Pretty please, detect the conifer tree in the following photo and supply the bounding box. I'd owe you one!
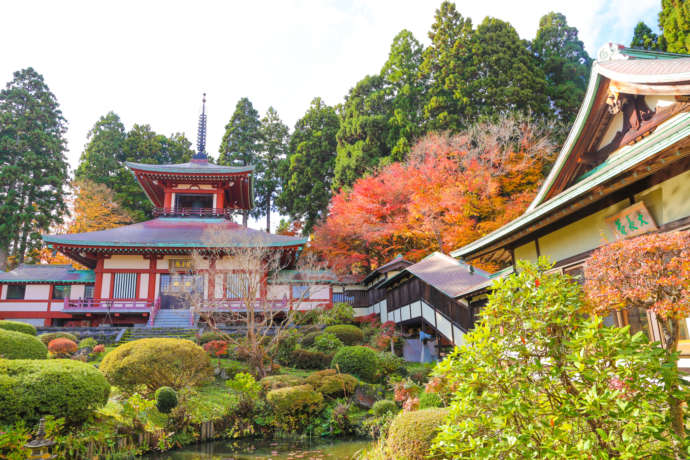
[75,111,126,191]
[0,68,69,268]
[631,21,665,51]
[659,0,690,54]
[532,12,592,127]
[278,97,339,234]
[218,98,262,226]
[256,107,288,232]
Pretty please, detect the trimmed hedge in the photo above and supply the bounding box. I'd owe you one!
[0,320,36,336]
[385,408,449,460]
[259,374,305,392]
[331,346,379,382]
[266,384,324,432]
[324,325,364,345]
[155,386,178,414]
[0,359,110,424]
[0,329,47,359]
[292,348,333,370]
[100,338,212,393]
[38,332,78,345]
[305,369,358,398]
[299,331,321,348]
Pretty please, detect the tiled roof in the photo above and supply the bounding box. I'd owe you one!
[380,252,490,298]
[0,264,94,284]
[43,218,308,248]
[126,161,253,175]
[362,255,413,284]
[271,269,340,284]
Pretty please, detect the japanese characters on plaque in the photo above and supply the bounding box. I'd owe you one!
[168,258,193,272]
[605,201,658,240]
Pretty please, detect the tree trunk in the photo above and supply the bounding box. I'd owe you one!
[660,316,685,440]
[266,198,271,233]
[242,211,248,227]
[0,246,7,271]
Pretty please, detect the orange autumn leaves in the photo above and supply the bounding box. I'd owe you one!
[313,118,555,274]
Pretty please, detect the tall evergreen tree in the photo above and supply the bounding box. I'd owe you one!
[420,1,473,133]
[381,29,426,160]
[75,111,126,190]
[631,21,665,51]
[467,17,549,119]
[659,0,690,54]
[256,107,289,232]
[333,75,390,191]
[218,98,262,226]
[532,12,592,127]
[278,97,339,233]
[0,68,69,268]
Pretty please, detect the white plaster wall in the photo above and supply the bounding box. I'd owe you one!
[637,169,690,225]
[309,285,329,299]
[104,255,149,270]
[71,285,86,299]
[0,302,48,311]
[139,274,149,298]
[268,285,289,300]
[25,285,50,299]
[214,274,224,298]
[0,285,6,300]
[154,274,161,298]
[215,257,242,270]
[101,274,111,298]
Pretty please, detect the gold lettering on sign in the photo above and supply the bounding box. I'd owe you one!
[169,258,193,272]
[605,201,657,240]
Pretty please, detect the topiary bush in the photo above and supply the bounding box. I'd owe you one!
[48,338,78,358]
[372,399,399,417]
[312,332,344,353]
[291,348,333,370]
[324,324,364,345]
[0,359,110,424]
[299,331,321,348]
[99,338,212,393]
[259,374,306,391]
[306,370,358,398]
[386,408,449,460]
[266,384,324,432]
[331,346,379,382]
[155,386,178,414]
[0,320,36,336]
[0,329,47,359]
[38,332,78,345]
[78,337,98,349]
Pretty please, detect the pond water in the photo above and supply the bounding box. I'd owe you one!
[141,438,371,460]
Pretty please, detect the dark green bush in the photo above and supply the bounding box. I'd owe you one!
[197,331,229,345]
[100,338,212,393]
[292,348,333,370]
[274,329,300,365]
[0,320,36,336]
[38,332,78,345]
[324,325,364,345]
[385,408,449,460]
[0,359,110,424]
[0,329,47,359]
[377,352,407,380]
[259,374,306,391]
[78,337,98,349]
[299,331,321,348]
[266,384,324,432]
[312,332,344,353]
[155,386,178,414]
[419,391,443,409]
[331,346,379,382]
[372,399,399,417]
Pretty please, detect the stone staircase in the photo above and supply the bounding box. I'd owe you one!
[152,309,195,328]
[121,326,198,343]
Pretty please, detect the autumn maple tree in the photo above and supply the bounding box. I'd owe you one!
[584,230,690,438]
[312,116,555,274]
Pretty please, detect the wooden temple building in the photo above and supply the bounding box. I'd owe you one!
[0,98,333,327]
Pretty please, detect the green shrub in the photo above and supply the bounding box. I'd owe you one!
[299,331,321,348]
[38,332,78,345]
[324,324,364,345]
[291,348,333,369]
[372,399,399,417]
[197,331,229,345]
[305,369,358,397]
[0,359,110,424]
[377,351,407,380]
[331,346,378,382]
[274,329,300,365]
[0,329,47,359]
[155,386,178,414]
[317,303,355,325]
[419,391,443,409]
[259,374,305,391]
[227,372,262,401]
[313,332,344,353]
[386,408,448,460]
[78,337,98,349]
[0,320,36,336]
[266,384,324,432]
[99,338,212,393]
[221,359,250,378]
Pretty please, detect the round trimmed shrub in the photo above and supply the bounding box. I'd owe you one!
[331,346,379,382]
[38,332,78,345]
[0,329,47,359]
[385,408,449,460]
[266,384,324,431]
[313,332,344,353]
[0,359,110,424]
[155,386,178,414]
[299,331,321,348]
[0,320,36,336]
[324,325,364,345]
[291,348,333,370]
[78,337,98,349]
[48,338,78,357]
[99,338,212,393]
[259,374,305,391]
[307,371,358,398]
[372,399,398,417]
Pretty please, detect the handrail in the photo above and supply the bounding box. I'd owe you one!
[153,207,232,218]
[64,299,153,310]
[148,298,161,327]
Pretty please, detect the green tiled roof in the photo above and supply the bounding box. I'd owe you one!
[126,161,253,175]
[0,264,94,284]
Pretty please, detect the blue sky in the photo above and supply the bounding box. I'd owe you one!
[0,0,662,228]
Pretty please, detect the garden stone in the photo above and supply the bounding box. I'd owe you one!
[353,382,385,409]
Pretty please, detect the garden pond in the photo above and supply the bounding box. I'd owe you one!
[142,438,371,459]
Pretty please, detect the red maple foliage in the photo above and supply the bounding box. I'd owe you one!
[48,338,78,357]
[313,119,554,274]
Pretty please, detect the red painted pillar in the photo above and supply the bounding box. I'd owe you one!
[147,256,157,302]
[94,257,104,299]
[216,189,224,209]
[163,187,172,209]
[208,258,216,300]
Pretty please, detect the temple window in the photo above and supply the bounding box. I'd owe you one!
[292,285,310,299]
[226,273,249,299]
[113,273,137,299]
[52,285,70,300]
[175,193,213,210]
[6,285,25,299]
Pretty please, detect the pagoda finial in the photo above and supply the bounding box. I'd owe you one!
[193,93,208,163]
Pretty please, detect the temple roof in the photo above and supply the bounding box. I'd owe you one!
[0,264,94,284]
[43,218,307,249]
[126,161,253,175]
[379,252,489,299]
[362,255,413,285]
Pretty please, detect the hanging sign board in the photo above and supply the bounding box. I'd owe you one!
[169,258,193,272]
[605,201,657,240]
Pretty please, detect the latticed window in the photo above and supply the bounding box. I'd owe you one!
[113,273,137,299]
[226,273,249,299]
[52,285,70,300]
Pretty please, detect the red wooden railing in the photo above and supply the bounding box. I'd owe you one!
[64,299,154,311]
[148,298,161,327]
[153,207,232,218]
